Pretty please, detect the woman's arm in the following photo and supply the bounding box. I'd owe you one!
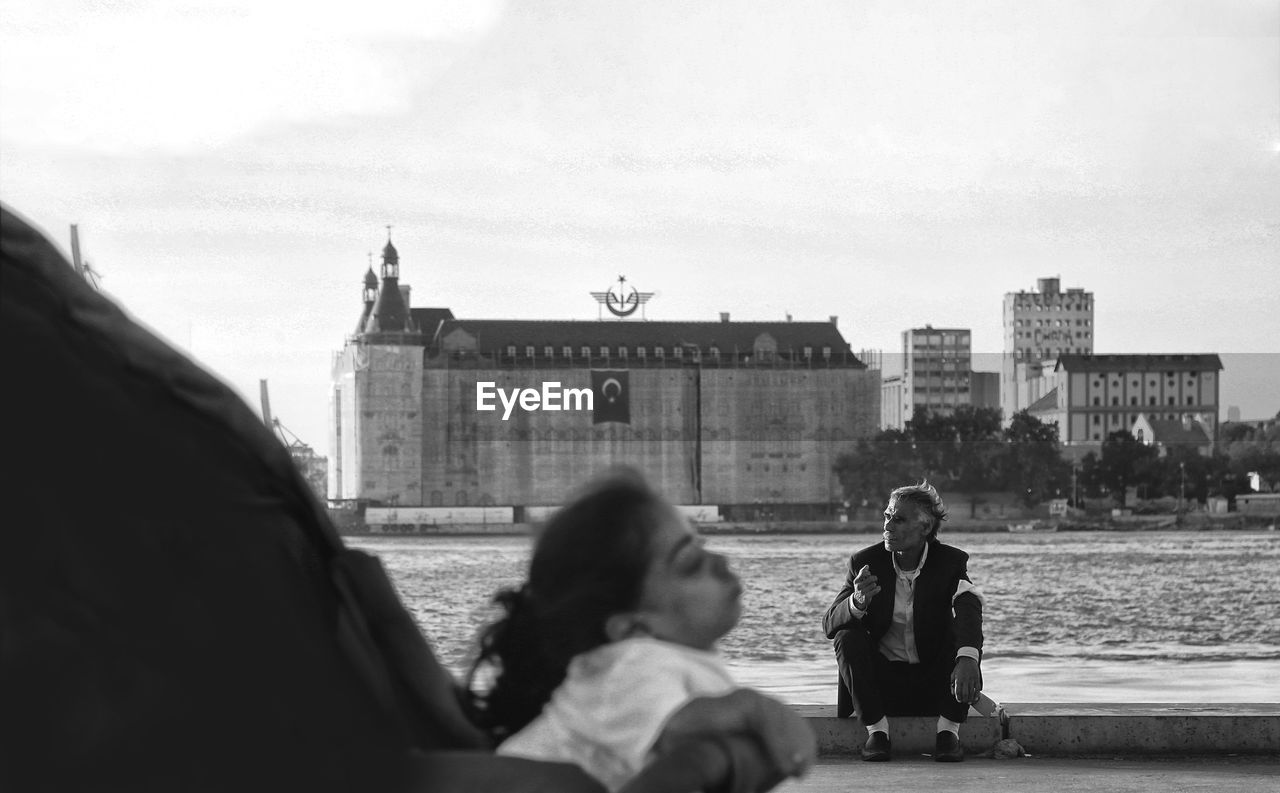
[653,690,815,781]
[621,734,783,793]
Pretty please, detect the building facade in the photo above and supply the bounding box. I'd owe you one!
[330,241,881,511]
[970,371,1000,413]
[1001,278,1094,422]
[880,326,976,429]
[880,375,904,431]
[1025,354,1222,455]
[1130,414,1214,457]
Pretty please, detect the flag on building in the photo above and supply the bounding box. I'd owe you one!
[591,369,630,425]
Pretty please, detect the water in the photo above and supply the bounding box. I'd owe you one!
[352,530,1280,704]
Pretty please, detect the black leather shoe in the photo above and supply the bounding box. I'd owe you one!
[862,731,891,762]
[934,731,964,762]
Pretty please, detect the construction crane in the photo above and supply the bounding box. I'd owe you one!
[70,224,103,290]
[258,378,308,448]
[259,379,329,502]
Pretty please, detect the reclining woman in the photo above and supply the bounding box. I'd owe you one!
[468,470,816,792]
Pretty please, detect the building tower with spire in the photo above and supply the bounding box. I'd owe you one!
[332,229,455,503]
[362,232,418,339]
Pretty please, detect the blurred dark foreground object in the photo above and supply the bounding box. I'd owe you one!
[0,205,780,793]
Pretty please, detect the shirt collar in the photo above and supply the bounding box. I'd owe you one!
[891,541,929,581]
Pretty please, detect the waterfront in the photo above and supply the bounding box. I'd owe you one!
[353,530,1280,705]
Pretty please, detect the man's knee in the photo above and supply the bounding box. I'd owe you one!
[832,628,871,660]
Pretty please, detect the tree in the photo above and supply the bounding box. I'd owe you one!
[1097,430,1159,508]
[909,406,1004,516]
[1078,451,1104,502]
[1227,442,1280,492]
[999,411,1070,508]
[1155,446,1217,505]
[832,429,919,514]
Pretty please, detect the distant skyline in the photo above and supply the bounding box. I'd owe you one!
[3,0,1277,454]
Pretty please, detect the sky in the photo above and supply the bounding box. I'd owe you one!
[2,0,1277,456]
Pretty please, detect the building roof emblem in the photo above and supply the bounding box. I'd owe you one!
[591,275,654,318]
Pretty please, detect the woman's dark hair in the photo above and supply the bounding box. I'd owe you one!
[466,470,666,743]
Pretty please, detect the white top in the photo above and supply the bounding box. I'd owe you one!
[880,541,928,663]
[497,636,738,792]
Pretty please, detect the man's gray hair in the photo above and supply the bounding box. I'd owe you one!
[889,480,948,540]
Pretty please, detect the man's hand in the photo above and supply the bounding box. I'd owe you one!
[851,565,880,609]
[951,657,982,705]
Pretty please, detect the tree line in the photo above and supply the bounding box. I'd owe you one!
[833,407,1280,514]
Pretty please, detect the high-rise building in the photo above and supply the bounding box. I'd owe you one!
[1001,277,1094,422]
[889,326,972,427]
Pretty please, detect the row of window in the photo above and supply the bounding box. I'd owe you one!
[1092,373,1203,388]
[910,352,971,361]
[1093,395,1201,407]
[1014,330,1092,340]
[502,344,834,359]
[1016,347,1090,357]
[910,334,971,345]
[1012,300,1093,311]
[1014,318,1092,328]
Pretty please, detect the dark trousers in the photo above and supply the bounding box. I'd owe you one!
[833,628,968,727]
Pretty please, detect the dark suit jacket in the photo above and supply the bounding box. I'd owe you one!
[823,540,983,716]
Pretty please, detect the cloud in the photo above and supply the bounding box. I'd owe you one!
[0,0,503,153]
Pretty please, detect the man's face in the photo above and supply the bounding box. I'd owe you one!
[882,497,932,554]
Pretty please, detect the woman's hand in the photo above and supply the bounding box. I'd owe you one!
[658,690,816,779]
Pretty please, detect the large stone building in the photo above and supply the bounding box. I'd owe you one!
[1024,353,1223,456]
[330,240,881,513]
[1001,277,1094,422]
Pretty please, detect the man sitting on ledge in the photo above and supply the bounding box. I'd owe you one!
[822,481,984,763]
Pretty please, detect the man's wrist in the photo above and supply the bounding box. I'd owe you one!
[955,647,980,663]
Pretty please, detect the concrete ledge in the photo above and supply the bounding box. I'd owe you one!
[798,705,1002,756]
[798,703,1280,757]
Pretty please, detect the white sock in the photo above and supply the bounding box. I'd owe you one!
[937,716,960,736]
[868,717,889,735]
